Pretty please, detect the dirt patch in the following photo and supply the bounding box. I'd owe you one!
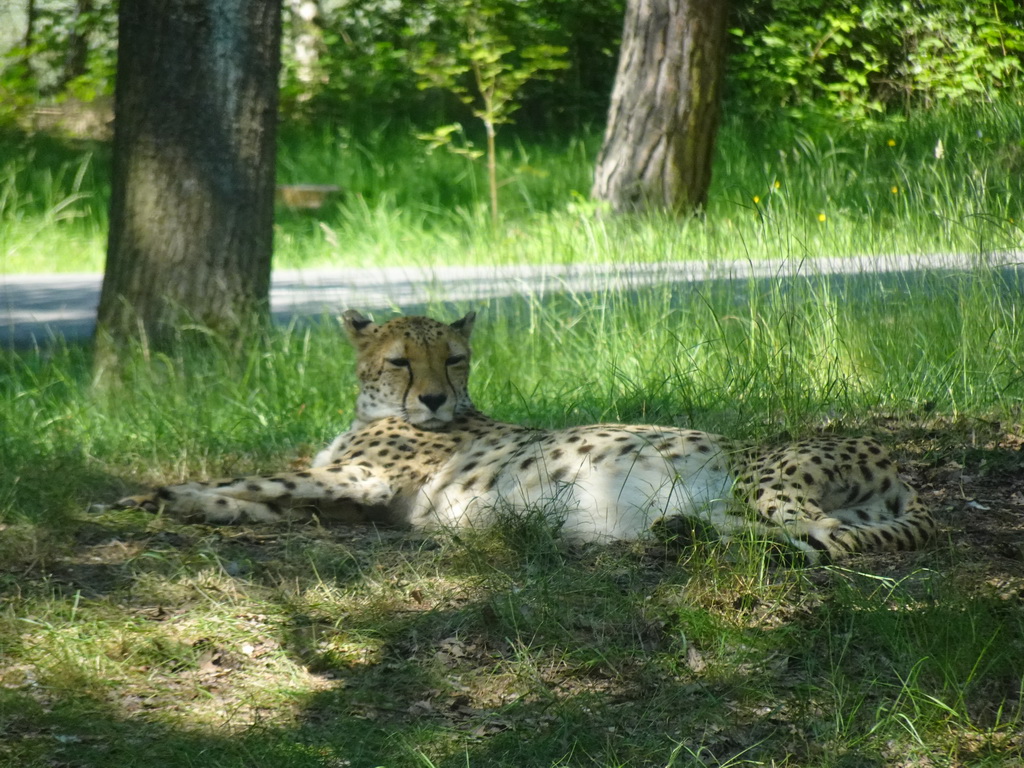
[891,415,1024,583]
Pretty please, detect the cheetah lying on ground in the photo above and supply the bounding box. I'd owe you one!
[116,311,935,561]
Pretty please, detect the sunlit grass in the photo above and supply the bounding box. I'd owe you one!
[0,142,108,272]
[2,103,1022,273]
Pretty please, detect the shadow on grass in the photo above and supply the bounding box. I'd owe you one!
[2,326,1021,767]
[3,501,1024,767]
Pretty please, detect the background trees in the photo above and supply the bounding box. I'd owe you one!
[4,1,1020,133]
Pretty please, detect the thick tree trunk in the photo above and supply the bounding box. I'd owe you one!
[592,0,728,214]
[96,0,281,366]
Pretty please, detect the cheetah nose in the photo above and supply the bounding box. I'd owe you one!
[419,393,448,412]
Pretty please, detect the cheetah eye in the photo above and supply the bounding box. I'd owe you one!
[387,357,410,368]
[446,354,467,366]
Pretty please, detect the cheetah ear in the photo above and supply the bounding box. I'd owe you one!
[341,310,376,345]
[450,311,476,340]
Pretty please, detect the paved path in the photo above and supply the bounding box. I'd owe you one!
[2,251,1021,347]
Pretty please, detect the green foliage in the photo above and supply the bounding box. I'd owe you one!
[0,0,117,121]
[5,0,1024,130]
[413,1,568,224]
[413,16,569,130]
[277,0,620,128]
[729,0,1024,119]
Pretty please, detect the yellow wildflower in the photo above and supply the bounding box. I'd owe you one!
[891,186,899,194]
[887,139,896,147]
[752,195,760,204]
[818,213,827,222]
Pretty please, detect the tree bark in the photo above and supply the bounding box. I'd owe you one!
[21,0,37,83]
[592,0,729,214]
[96,0,281,367]
[59,0,92,90]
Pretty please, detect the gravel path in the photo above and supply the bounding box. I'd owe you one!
[3,251,1020,347]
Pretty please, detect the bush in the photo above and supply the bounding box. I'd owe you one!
[277,0,623,130]
[728,0,1024,119]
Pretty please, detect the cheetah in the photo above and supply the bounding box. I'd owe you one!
[115,311,935,561]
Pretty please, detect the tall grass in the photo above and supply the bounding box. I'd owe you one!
[2,103,1022,273]
[0,139,108,273]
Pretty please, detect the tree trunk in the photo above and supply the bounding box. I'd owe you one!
[592,0,729,214]
[95,0,282,367]
[59,0,93,90]
[21,0,37,83]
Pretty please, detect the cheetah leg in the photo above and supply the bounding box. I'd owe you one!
[115,464,397,525]
[827,488,937,553]
[710,464,841,560]
[652,506,838,564]
[744,489,853,560]
[743,481,936,558]
[732,437,936,559]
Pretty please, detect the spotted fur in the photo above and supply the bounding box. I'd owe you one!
[116,311,935,561]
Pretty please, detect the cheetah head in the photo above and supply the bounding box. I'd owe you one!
[343,310,476,429]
